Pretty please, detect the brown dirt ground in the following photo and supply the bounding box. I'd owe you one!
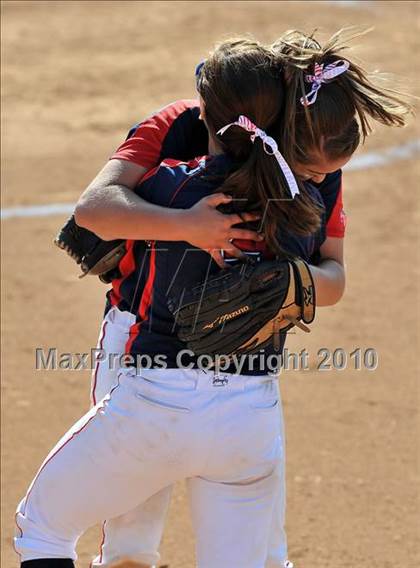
[1,1,420,567]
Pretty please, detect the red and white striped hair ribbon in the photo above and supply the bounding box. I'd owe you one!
[217,115,300,199]
[300,59,350,107]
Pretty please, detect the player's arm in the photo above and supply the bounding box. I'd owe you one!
[75,158,170,240]
[75,101,195,240]
[309,236,345,307]
[74,158,261,265]
[74,100,261,265]
[307,171,346,306]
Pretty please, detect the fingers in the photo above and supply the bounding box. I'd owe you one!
[204,193,232,207]
[227,213,260,227]
[240,213,262,230]
[229,228,264,242]
[238,212,261,223]
[199,195,261,222]
[211,250,229,269]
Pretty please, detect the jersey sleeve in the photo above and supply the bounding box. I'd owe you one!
[326,184,347,238]
[317,170,347,238]
[110,99,201,170]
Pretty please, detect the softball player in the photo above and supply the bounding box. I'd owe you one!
[88,99,266,568]
[85,90,345,568]
[15,32,412,568]
[15,38,331,568]
[87,108,345,568]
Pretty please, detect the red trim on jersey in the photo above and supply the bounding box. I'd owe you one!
[139,245,156,321]
[125,243,157,354]
[110,241,136,307]
[326,184,346,238]
[161,156,203,169]
[91,321,108,406]
[110,99,199,170]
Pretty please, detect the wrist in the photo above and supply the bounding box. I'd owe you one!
[159,207,191,241]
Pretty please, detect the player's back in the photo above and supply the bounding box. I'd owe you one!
[114,154,324,373]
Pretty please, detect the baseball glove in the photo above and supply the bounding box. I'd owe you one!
[54,215,126,281]
[168,257,315,358]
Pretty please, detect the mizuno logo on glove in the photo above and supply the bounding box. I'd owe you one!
[202,305,250,330]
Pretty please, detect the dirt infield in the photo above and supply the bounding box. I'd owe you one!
[2,1,419,567]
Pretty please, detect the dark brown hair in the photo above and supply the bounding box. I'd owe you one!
[197,38,322,254]
[270,28,414,168]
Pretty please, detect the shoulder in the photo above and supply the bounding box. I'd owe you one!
[125,99,200,140]
[111,99,203,169]
[136,156,211,206]
[146,99,200,129]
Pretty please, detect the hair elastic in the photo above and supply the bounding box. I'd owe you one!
[217,115,300,199]
[195,60,206,89]
[300,59,350,107]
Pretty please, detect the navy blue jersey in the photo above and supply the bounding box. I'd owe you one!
[109,154,325,375]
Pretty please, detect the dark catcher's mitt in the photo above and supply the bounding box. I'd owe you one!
[54,215,126,281]
[168,257,315,358]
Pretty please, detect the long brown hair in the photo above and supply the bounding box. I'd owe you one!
[196,38,322,254]
[270,28,414,168]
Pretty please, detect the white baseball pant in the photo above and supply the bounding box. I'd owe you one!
[90,306,172,567]
[15,365,284,568]
[90,306,290,567]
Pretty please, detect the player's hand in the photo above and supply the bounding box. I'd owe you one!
[182,193,263,268]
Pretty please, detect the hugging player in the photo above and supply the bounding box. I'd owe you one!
[17,31,412,568]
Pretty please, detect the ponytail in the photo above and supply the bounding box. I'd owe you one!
[270,28,414,166]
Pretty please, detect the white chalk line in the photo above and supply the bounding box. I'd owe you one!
[324,0,373,7]
[344,138,420,171]
[2,138,419,221]
[1,202,76,220]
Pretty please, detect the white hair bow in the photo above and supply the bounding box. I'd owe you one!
[217,115,300,199]
[300,59,350,107]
